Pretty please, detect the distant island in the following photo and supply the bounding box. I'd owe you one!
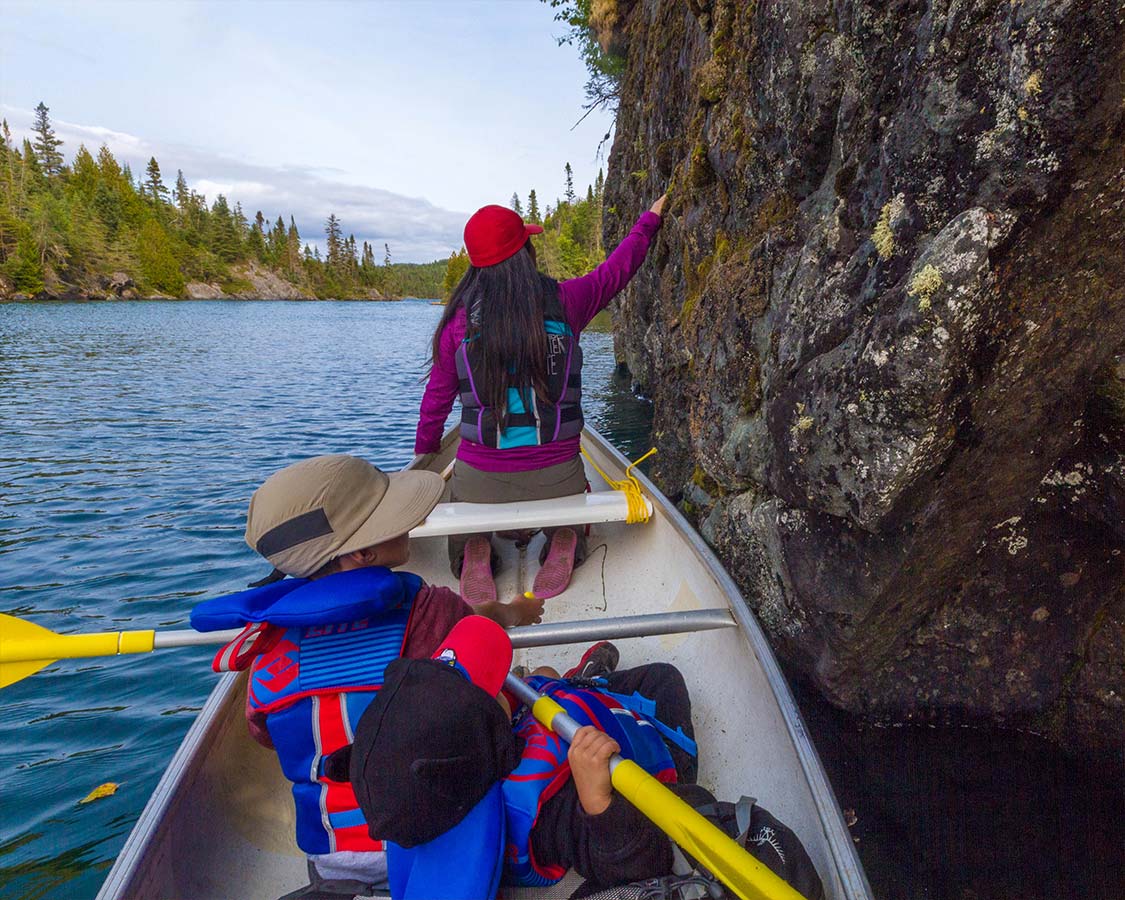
[0,103,611,303]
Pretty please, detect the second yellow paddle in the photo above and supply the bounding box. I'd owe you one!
[503,674,808,900]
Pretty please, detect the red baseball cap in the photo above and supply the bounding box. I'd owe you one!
[431,615,513,697]
[463,205,544,268]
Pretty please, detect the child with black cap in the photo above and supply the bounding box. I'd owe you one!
[189,454,544,899]
[331,615,704,899]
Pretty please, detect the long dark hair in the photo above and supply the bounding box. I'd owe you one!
[430,242,558,428]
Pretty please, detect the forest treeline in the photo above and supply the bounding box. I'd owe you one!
[1,103,608,303]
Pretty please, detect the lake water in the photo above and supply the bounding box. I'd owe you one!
[1,301,1121,899]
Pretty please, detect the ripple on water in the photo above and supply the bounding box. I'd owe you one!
[0,301,640,899]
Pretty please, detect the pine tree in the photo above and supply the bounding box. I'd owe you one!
[564,163,575,204]
[383,243,391,266]
[247,211,266,261]
[286,217,301,271]
[210,194,240,261]
[527,189,541,223]
[345,234,358,275]
[269,214,286,262]
[510,192,523,216]
[594,168,604,204]
[441,247,470,299]
[31,102,64,176]
[145,157,169,205]
[325,214,343,268]
[234,202,248,235]
[174,169,190,213]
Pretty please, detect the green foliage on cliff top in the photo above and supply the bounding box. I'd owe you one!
[543,0,625,113]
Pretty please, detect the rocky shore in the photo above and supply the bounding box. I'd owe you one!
[602,0,1125,753]
[0,261,400,302]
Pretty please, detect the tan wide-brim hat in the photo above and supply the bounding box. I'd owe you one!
[245,454,445,578]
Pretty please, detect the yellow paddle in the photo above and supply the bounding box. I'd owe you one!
[0,610,740,691]
[0,613,237,690]
[503,674,808,900]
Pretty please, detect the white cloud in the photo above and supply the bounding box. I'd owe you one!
[2,104,467,263]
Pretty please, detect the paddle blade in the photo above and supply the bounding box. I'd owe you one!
[611,759,808,900]
[0,615,59,688]
[0,656,57,690]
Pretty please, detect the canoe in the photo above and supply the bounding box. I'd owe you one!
[95,427,873,900]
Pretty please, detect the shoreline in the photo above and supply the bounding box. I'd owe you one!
[0,293,430,303]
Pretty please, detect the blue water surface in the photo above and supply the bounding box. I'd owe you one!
[0,300,648,899]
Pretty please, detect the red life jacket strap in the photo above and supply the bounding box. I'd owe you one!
[212,622,284,672]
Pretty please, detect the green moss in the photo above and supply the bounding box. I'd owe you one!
[681,231,730,323]
[690,465,728,499]
[740,355,762,414]
[872,195,905,260]
[630,169,649,182]
[689,143,714,188]
[697,57,727,104]
[907,264,943,310]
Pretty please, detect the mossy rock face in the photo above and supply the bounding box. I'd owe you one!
[601,0,1125,756]
[689,143,716,188]
[696,57,728,104]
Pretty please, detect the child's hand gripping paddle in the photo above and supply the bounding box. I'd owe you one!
[503,674,809,900]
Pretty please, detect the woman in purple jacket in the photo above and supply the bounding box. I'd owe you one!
[415,194,666,603]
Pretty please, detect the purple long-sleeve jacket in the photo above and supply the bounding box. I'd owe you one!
[414,211,663,473]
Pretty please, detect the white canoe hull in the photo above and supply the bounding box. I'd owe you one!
[97,428,872,900]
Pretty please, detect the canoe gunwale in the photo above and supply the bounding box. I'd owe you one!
[95,672,241,899]
[579,432,873,900]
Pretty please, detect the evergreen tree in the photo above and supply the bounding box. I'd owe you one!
[174,169,190,212]
[383,243,391,267]
[527,189,541,223]
[247,210,266,261]
[145,157,169,205]
[286,217,302,271]
[325,214,343,268]
[510,192,523,216]
[70,145,99,199]
[31,102,64,176]
[441,247,470,299]
[137,219,184,294]
[564,163,575,204]
[233,201,248,236]
[209,194,240,261]
[269,214,286,263]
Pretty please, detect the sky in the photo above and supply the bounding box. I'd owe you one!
[0,0,616,262]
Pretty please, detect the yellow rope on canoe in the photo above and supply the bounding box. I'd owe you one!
[581,445,657,524]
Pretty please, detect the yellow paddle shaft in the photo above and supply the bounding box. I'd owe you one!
[0,628,155,664]
[524,692,807,900]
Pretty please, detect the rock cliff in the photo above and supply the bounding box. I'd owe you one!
[603,0,1125,751]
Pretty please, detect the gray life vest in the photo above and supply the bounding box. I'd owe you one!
[455,293,584,449]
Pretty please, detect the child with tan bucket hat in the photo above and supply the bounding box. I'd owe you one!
[189,453,543,899]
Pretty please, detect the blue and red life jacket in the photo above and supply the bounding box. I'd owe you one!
[190,567,423,856]
[501,677,680,887]
[456,293,584,449]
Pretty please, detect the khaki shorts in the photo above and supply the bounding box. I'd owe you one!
[447,455,589,576]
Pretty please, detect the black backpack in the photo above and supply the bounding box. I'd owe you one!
[693,795,826,900]
[572,790,825,900]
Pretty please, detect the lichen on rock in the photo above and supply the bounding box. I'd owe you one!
[603,0,1125,753]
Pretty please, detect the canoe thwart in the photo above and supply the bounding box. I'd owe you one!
[508,609,736,648]
[410,491,653,539]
